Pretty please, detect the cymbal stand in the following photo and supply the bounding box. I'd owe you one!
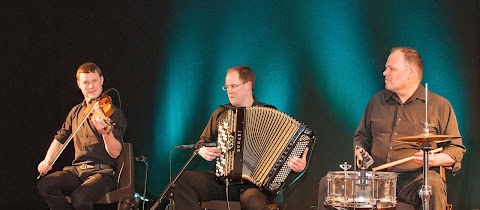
[419,143,432,210]
[419,83,431,210]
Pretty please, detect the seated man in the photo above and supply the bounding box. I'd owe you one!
[37,62,127,210]
[318,47,465,210]
[172,66,310,210]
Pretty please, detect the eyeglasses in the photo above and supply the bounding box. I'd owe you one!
[221,82,247,91]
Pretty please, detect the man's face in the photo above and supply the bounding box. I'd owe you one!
[77,72,104,102]
[225,71,250,106]
[383,50,412,93]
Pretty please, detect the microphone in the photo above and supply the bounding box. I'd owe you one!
[355,145,373,190]
[355,145,374,166]
[174,142,216,149]
[135,155,148,163]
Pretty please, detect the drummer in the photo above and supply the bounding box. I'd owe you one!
[318,47,466,210]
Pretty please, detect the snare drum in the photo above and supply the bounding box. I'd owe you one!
[325,171,397,209]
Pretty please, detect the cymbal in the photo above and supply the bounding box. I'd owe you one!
[393,133,461,144]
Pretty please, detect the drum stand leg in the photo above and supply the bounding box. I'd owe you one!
[419,144,432,210]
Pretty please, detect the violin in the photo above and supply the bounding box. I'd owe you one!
[85,94,116,134]
[37,90,119,179]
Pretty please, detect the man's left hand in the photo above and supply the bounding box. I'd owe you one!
[91,116,110,135]
[413,151,455,167]
[288,147,309,172]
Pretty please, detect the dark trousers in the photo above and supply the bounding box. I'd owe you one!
[317,170,446,210]
[172,171,274,210]
[38,167,117,210]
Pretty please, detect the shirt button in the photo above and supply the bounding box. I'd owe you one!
[394,132,398,135]
[390,147,393,150]
[398,118,402,121]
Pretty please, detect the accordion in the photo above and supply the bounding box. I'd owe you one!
[215,106,315,195]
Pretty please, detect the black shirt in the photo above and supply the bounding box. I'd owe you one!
[354,84,466,173]
[197,99,275,146]
[54,100,127,167]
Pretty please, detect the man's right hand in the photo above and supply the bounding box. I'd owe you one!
[355,149,363,168]
[198,147,222,161]
[355,148,373,169]
[37,160,52,175]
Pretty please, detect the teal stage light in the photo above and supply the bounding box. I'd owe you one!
[150,1,468,202]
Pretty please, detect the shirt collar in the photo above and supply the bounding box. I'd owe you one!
[383,84,425,103]
[410,84,426,102]
[224,96,259,108]
[251,97,262,106]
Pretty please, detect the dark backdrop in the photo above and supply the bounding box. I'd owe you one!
[3,1,479,209]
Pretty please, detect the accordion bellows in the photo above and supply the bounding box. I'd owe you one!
[215,106,315,194]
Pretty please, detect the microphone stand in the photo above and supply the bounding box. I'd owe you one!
[150,148,200,210]
[359,159,367,190]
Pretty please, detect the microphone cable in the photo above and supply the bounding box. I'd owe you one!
[225,179,231,210]
[97,87,125,143]
[141,160,149,210]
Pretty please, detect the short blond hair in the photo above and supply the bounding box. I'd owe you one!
[391,47,423,79]
[227,66,256,89]
[76,62,102,80]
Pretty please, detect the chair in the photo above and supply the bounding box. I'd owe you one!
[440,167,453,210]
[96,143,135,207]
[200,200,241,210]
[66,143,135,209]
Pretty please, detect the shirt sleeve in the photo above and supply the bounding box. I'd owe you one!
[110,105,127,145]
[437,100,466,175]
[197,106,229,146]
[53,104,82,144]
[353,97,375,152]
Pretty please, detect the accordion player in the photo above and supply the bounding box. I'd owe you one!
[215,106,315,195]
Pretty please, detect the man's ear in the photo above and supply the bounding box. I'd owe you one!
[247,81,253,90]
[408,67,417,79]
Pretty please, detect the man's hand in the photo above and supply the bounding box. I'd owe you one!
[413,151,455,167]
[91,116,111,135]
[198,146,222,161]
[355,147,373,169]
[288,147,309,172]
[37,160,52,175]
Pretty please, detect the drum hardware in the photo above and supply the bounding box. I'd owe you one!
[391,83,460,210]
[340,162,352,206]
[326,162,397,209]
[390,136,455,210]
[355,146,374,191]
[325,84,462,209]
[392,133,459,144]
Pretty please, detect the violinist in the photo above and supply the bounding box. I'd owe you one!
[37,62,127,210]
